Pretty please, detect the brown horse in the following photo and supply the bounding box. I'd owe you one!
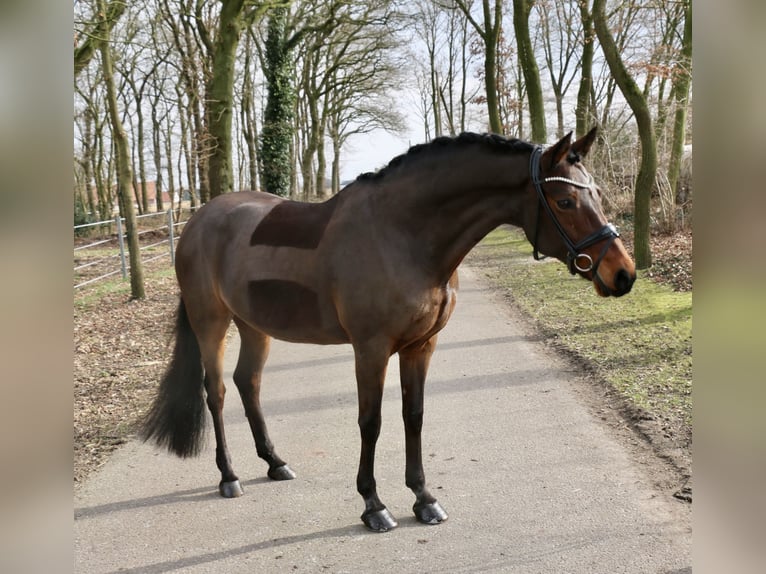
[141,128,635,532]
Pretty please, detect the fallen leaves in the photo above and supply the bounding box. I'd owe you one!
[74,273,179,485]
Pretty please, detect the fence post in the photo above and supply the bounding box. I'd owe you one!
[167,208,175,266]
[115,215,127,280]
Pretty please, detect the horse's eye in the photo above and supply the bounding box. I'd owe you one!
[557,198,575,210]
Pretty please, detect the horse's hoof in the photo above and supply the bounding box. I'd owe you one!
[219,480,244,498]
[268,464,297,481]
[361,508,398,532]
[414,500,448,525]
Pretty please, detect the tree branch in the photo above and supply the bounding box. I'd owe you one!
[74,0,128,78]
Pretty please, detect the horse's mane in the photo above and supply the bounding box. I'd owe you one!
[355,132,536,183]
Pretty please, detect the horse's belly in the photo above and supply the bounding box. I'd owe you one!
[243,278,349,344]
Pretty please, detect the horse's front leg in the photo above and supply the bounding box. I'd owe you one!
[399,336,448,525]
[353,341,398,532]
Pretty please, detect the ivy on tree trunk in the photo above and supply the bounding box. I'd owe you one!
[261,6,295,197]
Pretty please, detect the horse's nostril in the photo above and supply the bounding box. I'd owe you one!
[615,269,635,295]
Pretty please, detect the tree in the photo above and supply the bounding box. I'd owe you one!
[412,0,477,138]
[666,0,692,216]
[240,27,261,191]
[593,0,655,269]
[575,0,595,138]
[158,0,214,206]
[96,0,146,299]
[512,0,546,142]
[74,0,128,78]
[453,0,503,133]
[195,0,275,198]
[537,0,581,139]
[260,4,295,197]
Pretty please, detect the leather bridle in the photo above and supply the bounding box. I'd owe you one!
[529,145,620,276]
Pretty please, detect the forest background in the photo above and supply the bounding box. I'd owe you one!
[73,0,692,299]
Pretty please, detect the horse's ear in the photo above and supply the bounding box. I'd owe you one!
[571,126,598,158]
[546,131,572,169]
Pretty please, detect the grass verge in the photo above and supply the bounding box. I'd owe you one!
[465,226,692,459]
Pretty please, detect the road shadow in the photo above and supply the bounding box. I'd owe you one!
[74,477,272,520]
[101,523,364,574]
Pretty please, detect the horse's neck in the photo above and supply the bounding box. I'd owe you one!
[376,151,530,283]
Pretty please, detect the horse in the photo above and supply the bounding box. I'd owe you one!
[141,127,635,532]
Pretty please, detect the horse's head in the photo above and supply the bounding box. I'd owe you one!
[523,127,636,297]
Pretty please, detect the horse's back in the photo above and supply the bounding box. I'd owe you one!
[176,191,350,344]
[174,192,281,312]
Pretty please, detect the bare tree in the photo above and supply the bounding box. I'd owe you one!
[453,0,504,133]
[512,0,546,142]
[575,0,596,138]
[537,0,581,139]
[666,0,692,214]
[412,0,478,138]
[593,0,656,269]
[74,0,128,78]
[194,0,277,198]
[96,0,146,298]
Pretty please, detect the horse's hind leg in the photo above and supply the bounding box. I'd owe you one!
[399,336,448,525]
[194,310,243,498]
[233,318,295,481]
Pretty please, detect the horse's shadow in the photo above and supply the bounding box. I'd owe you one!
[104,523,364,574]
[74,477,275,520]
[77,478,425,574]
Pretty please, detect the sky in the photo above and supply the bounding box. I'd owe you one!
[338,127,423,183]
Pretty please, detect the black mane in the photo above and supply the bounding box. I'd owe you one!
[355,132,536,182]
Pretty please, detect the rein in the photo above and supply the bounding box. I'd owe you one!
[529,146,620,276]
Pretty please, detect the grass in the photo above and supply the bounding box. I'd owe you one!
[74,265,176,310]
[466,226,692,430]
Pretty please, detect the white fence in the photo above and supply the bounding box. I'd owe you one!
[74,209,191,289]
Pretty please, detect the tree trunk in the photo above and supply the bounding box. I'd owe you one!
[261,6,295,197]
[97,0,145,299]
[576,0,594,138]
[315,105,328,198]
[74,0,127,78]
[456,0,503,133]
[164,112,176,211]
[241,32,260,191]
[593,0,656,269]
[666,0,692,213]
[151,97,164,212]
[483,0,503,133]
[513,0,546,142]
[429,43,443,137]
[82,113,98,216]
[134,92,149,213]
[329,119,341,195]
[206,0,245,198]
[94,118,111,220]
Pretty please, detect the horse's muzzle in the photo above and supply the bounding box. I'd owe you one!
[594,267,635,297]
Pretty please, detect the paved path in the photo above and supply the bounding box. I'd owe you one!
[74,266,691,573]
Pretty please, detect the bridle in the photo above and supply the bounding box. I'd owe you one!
[529,145,620,276]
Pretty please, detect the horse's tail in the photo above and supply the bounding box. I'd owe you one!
[140,299,206,458]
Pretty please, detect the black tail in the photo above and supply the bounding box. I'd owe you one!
[140,299,207,457]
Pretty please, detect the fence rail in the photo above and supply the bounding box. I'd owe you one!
[74,208,191,290]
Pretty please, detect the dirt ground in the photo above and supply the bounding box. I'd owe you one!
[73,229,691,487]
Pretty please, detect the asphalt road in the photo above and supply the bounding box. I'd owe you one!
[74,265,691,574]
